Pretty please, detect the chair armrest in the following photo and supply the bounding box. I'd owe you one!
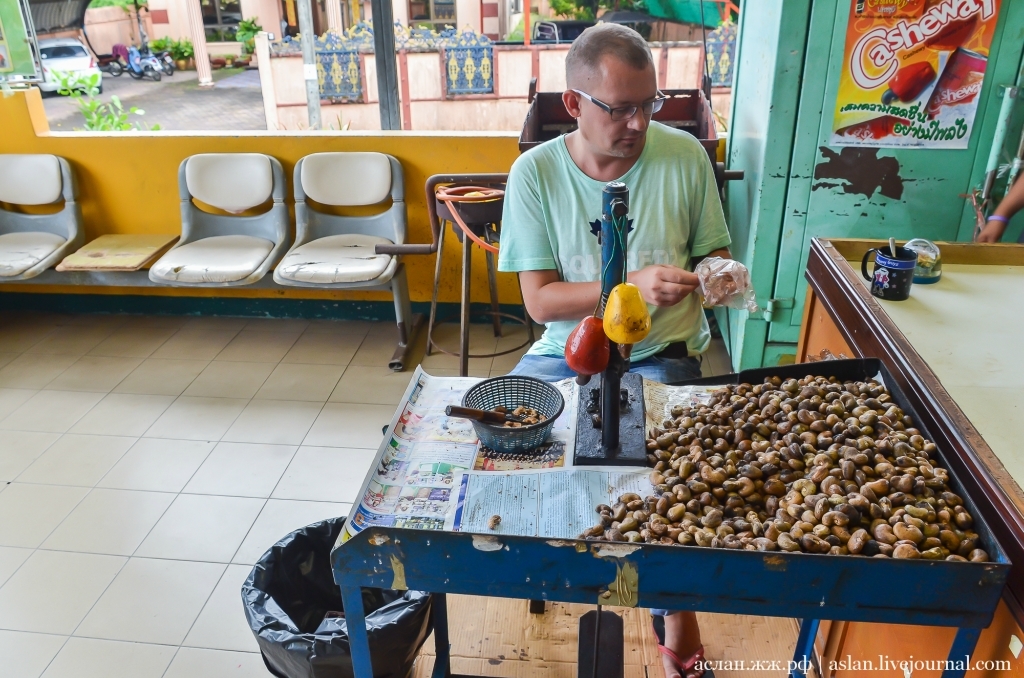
[375,243,437,255]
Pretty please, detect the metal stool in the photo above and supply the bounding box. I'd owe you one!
[425,174,534,376]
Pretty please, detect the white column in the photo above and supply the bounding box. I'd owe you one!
[184,0,213,86]
[392,0,408,27]
[326,0,344,31]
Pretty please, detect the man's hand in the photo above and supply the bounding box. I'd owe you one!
[628,265,700,307]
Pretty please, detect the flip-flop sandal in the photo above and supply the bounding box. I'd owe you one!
[651,618,714,678]
[657,643,715,678]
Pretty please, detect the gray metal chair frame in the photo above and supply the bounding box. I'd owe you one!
[274,154,422,371]
[149,155,290,287]
[0,156,85,280]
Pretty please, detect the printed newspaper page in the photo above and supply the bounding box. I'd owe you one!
[341,368,578,541]
[342,371,725,542]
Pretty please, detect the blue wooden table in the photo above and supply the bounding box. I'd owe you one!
[332,522,1009,678]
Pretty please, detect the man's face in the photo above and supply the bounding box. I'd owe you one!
[567,55,658,159]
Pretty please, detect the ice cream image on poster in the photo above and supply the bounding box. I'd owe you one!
[830,0,1001,149]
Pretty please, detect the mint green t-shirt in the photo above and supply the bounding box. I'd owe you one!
[498,122,732,361]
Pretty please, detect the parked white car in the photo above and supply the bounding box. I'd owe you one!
[37,38,103,94]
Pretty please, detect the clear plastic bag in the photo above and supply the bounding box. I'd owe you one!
[695,257,760,313]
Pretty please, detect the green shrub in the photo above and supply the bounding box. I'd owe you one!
[55,72,160,131]
[169,38,194,61]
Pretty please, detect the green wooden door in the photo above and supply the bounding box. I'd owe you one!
[765,0,1024,347]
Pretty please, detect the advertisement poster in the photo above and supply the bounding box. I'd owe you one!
[831,0,1002,149]
[0,0,40,79]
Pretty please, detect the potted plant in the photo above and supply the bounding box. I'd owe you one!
[236,16,262,59]
[170,38,194,71]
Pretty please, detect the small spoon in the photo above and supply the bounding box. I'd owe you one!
[889,237,897,257]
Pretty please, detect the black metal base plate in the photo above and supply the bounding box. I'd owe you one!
[573,372,647,467]
[577,610,624,678]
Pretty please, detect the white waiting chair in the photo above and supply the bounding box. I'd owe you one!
[0,154,84,280]
[149,153,289,286]
[274,152,420,370]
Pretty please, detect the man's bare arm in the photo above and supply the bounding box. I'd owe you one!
[520,262,713,324]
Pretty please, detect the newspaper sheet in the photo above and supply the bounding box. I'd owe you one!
[342,369,726,542]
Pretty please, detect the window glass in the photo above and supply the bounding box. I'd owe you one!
[40,45,88,59]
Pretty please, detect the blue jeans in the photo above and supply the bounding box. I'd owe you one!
[508,353,703,384]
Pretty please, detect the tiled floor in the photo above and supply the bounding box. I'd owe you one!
[0,310,732,677]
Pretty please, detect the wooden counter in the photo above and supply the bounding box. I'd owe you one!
[801,238,1024,677]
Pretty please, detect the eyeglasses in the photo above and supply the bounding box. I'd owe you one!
[571,89,667,121]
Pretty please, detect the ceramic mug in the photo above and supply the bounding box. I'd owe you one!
[861,246,917,301]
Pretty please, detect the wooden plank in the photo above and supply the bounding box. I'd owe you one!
[828,238,1024,267]
[411,595,800,678]
[55,234,178,272]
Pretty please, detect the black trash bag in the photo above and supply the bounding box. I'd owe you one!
[242,517,433,678]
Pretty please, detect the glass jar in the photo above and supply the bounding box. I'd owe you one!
[904,238,941,284]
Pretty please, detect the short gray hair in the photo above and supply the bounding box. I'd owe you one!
[565,24,653,88]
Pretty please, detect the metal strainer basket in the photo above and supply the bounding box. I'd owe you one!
[461,376,565,453]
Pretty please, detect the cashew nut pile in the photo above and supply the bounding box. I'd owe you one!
[579,375,990,562]
[493,405,547,427]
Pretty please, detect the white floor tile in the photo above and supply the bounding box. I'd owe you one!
[0,550,125,634]
[16,434,135,487]
[281,331,363,365]
[222,400,323,446]
[164,647,269,678]
[150,330,239,361]
[0,354,78,389]
[181,317,249,331]
[135,494,264,563]
[69,393,175,437]
[0,390,105,433]
[272,446,376,504]
[328,365,415,405]
[244,318,310,333]
[75,557,224,645]
[0,546,32,588]
[144,396,248,441]
[0,630,68,678]
[87,327,178,359]
[303,403,394,449]
[183,564,260,652]
[44,356,143,393]
[0,325,55,353]
[42,489,175,556]
[0,430,60,482]
[232,499,350,565]
[254,362,345,402]
[23,325,116,356]
[183,442,296,498]
[0,483,89,548]
[350,329,422,368]
[41,637,176,678]
[97,438,215,493]
[113,358,208,396]
[0,388,36,420]
[0,352,16,369]
[183,361,276,399]
[214,330,300,363]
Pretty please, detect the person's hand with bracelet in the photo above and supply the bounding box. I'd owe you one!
[976,214,1010,243]
[976,177,1024,243]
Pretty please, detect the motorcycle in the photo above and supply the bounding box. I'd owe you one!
[141,41,175,76]
[125,44,163,81]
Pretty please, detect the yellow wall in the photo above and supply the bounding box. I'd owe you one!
[0,89,524,304]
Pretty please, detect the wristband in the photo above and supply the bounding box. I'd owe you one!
[987,215,1010,224]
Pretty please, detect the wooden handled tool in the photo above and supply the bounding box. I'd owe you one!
[445,405,524,425]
